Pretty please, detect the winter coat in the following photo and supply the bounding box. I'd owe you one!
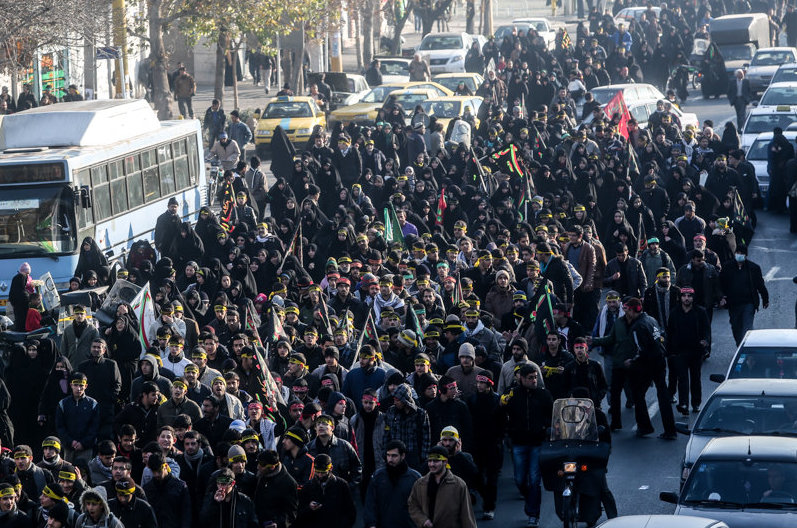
[75,488,124,528]
[199,487,258,528]
[363,463,421,528]
[56,395,100,448]
[500,385,554,446]
[306,436,362,488]
[484,286,514,328]
[383,384,430,472]
[108,495,158,528]
[143,474,192,528]
[604,256,648,298]
[407,469,477,528]
[157,397,203,428]
[254,465,298,528]
[130,356,173,402]
[62,321,100,367]
[294,474,356,528]
[349,411,386,472]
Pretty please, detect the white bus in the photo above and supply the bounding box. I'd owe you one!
[0,99,206,314]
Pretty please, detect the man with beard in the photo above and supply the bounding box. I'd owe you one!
[466,371,503,520]
[364,440,420,528]
[294,454,356,528]
[705,154,742,203]
[643,268,681,394]
[407,446,476,528]
[154,198,182,259]
[536,243,574,308]
[445,343,486,400]
[425,376,473,452]
[78,339,122,441]
[563,338,608,407]
[438,426,480,500]
[349,389,385,502]
[253,450,298,528]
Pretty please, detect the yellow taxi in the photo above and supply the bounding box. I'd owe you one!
[329,81,453,128]
[419,96,483,129]
[432,73,485,94]
[254,96,325,153]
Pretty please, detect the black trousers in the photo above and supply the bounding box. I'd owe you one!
[676,353,703,409]
[631,361,676,435]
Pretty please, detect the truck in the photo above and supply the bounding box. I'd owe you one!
[709,14,771,80]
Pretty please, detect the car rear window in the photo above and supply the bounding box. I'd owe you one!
[729,347,797,379]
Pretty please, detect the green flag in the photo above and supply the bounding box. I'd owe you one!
[384,204,405,248]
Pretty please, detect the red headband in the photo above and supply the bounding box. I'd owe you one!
[475,375,493,385]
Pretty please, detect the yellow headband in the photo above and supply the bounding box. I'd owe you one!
[42,439,61,451]
[285,431,304,444]
[58,471,76,481]
[172,380,187,390]
[428,453,448,461]
[42,486,65,502]
[115,486,135,496]
[0,487,15,498]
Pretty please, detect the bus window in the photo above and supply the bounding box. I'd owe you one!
[143,166,159,202]
[174,156,189,190]
[187,135,198,184]
[91,165,108,186]
[158,144,175,195]
[0,185,77,256]
[111,177,127,215]
[94,182,111,221]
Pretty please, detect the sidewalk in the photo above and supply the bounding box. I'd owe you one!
[193,0,581,114]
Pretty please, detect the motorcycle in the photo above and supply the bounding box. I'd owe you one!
[540,398,611,528]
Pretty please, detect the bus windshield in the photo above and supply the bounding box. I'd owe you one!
[0,184,77,257]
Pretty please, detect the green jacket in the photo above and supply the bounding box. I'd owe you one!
[592,315,636,364]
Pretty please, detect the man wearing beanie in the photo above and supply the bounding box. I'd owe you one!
[498,338,544,395]
[307,415,361,492]
[254,450,298,528]
[445,343,486,400]
[294,454,356,528]
[407,446,476,528]
[280,426,314,487]
[37,437,67,476]
[384,384,430,473]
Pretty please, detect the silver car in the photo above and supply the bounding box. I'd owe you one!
[675,379,797,488]
[746,47,797,94]
[661,436,797,527]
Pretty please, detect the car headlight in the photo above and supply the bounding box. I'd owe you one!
[258,130,273,136]
[450,54,464,62]
[296,128,312,135]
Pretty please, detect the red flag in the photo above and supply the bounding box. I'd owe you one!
[603,90,630,139]
[435,187,447,226]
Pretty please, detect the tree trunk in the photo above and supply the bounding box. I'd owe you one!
[215,31,226,104]
[362,0,375,63]
[390,0,411,55]
[353,9,363,71]
[148,0,173,120]
[466,0,474,33]
[232,44,240,110]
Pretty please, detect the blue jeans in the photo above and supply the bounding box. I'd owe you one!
[512,444,542,517]
[729,303,756,346]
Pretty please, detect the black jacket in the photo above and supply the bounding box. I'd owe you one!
[363,463,421,528]
[199,487,259,528]
[500,385,554,446]
[666,304,710,357]
[108,496,158,528]
[143,474,192,528]
[541,256,574,306]
[254,465,298,528]
[719,259,769,310]
[294,474,356,528]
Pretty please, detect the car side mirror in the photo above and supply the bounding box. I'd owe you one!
[709,373,726,383]
[751,100,758,107]
[675,422,690,435]
[660,491,679,504]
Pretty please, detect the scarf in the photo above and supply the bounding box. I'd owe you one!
[655,285,671,329]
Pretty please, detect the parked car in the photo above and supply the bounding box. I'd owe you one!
[614,6,661,26]
[374,57,411,84]
[511,17,557,48]
[597,515,728,528]
[740,106,797,149]
[419,96,483,129]
[745,130,797,196]
[432,72,484,93]
[771,63,797,84]
[710,329,797,383]
[254,96,326,154]
[581,98,699,132]
[589,83,666,106]
[417,32,478,73]
[383,88,441,117]
[306,72,369,111]
[745,47,797,94]
[675,379,797,488]
[757,81,797,108]
[660,436,797,527]
[328,81,452,127]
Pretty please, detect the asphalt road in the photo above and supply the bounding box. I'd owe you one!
[479,94,797,527]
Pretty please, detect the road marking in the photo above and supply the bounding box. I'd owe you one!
[764,266,781,281]
[639,485,650,490]
[631,400,660,432]
[752,246,797,254]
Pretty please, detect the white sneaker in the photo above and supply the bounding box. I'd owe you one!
[527,517,539,527]
[482,511,495,520]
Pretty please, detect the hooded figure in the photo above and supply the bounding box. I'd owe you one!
[74,487,124,528]
[74,237,110,285]
[38,356,74,432]
[7,338,55,447]
[169,223,205,272]
[106,317,142,402]
[383,383,430,472]
[130,355,173,402]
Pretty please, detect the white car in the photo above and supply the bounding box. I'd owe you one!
[417,32,478,74]
[771,63,797,84]
[757,81,797,109]
[589,83,666,106]
[709,329,797,383]
[745,47,797,94]
[581,98,698,132]
[740,106,797,149]
[597,516,728,528]
[614,6,661,27]
[375,57,411,84]
[512,17,557,49]
[745,130,796,196]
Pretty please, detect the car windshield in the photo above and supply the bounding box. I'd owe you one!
[419,36,464,50]
[359,86,402,103]
[752,51,796,66]
[773,67,797,83]
[436,76,478,92]
[591,88,621,105]
[719,44,756,61]
[381,62,409,76]
[729,347,797,379]
[395,93,432,109]
[420,100,462,117]
[0,184,77,257]
[744,114,797,134]
[761,86,797,106]
[682,460,797,508]
[263,102,312,118]
[694,395,797,435]
[748,139,774,160]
